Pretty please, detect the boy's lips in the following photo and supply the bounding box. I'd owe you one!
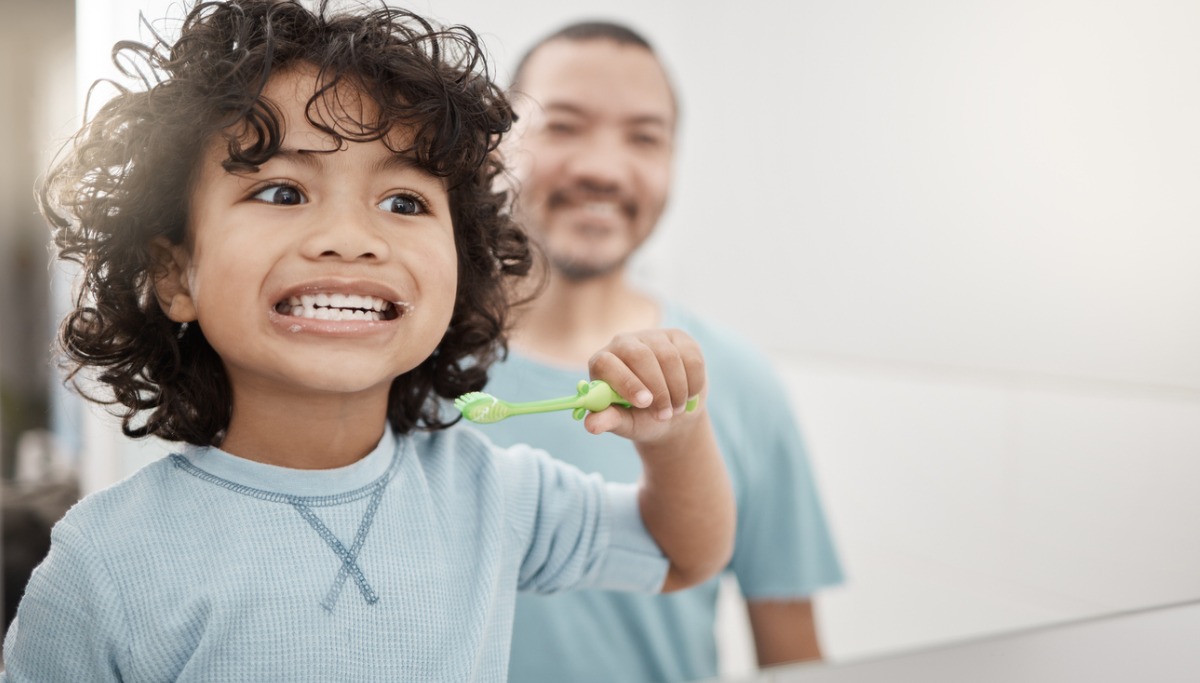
[269,280,412,326]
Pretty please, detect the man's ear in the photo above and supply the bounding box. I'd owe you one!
[149,236,198,323]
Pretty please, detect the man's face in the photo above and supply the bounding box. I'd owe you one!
[508,39,675,282]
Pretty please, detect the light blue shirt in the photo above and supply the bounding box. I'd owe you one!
[489,302,844,682]
[1,425,667,682]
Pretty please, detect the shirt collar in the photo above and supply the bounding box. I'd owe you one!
[178,425,398,499]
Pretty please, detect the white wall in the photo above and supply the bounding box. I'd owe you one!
[76,0,1200,677]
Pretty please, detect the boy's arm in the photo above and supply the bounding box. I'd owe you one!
[583,329,736,592]
[3,520,128,681]
[633,408,733,591]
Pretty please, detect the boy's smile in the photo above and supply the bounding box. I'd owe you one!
[268,279,410,333]
[274,290,404,323]
[154,64,457,430]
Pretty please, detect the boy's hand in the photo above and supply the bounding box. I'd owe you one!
[583,328,706,443]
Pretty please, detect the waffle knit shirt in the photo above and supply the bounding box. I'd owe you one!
[1,424,668,682]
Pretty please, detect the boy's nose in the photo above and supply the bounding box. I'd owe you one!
[300,206,391,262]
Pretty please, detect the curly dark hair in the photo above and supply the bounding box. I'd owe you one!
[41,0,535,444]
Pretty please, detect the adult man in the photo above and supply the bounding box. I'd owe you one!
[486,21,844,682]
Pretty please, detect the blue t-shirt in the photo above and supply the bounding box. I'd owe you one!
[1,425,668,682]
[487,302,844,682]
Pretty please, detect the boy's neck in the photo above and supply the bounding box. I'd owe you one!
[509,269,660,367]
[219,388,390,470]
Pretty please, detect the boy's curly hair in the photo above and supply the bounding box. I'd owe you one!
[41,0,534,444]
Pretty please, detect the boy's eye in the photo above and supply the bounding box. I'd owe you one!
[378,194,426,216]
[252,185,306,206]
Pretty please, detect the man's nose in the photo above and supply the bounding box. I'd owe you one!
[564,131,630,190]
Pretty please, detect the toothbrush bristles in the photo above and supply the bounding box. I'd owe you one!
[454,392,509,423]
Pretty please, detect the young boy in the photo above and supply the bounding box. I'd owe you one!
[0,2,734,681]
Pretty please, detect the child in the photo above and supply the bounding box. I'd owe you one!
[0,1,734,680]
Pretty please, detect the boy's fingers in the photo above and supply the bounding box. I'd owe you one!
[583,406,628,435]
[590,329,708,421]
[667,328,706,408]
[645,333,689,416]
[589,336,666,413]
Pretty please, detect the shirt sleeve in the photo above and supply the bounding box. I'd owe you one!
[504,445,668,595]
[577,483,669,592]
[2,519,129,682]
[721,352,845,600]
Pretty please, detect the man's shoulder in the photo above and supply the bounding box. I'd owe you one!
[661,300,804,451]
[662,301,782,387]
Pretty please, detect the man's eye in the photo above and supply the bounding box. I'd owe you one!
[632,134,662,147]
[252,185,306,205]
[545,121,579,135]
[378,194,425,215]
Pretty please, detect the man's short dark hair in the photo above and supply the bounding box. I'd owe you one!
[510,20,661,91]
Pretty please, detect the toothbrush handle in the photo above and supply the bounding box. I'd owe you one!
[496,381,701,420]
[501,395,590,417]
[589,380,700,412]
[608,396,700,411]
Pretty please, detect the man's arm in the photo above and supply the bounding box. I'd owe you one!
[747,598,824,666]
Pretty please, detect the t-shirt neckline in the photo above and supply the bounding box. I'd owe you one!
[172,425,400,503]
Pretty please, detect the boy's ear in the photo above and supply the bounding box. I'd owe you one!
[149,237,198,323]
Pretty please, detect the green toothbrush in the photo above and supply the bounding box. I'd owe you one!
[454,379,699,424]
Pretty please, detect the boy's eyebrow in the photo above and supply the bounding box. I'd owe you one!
[264,148,324,170]
[261,148,427,175]
[371,152,424,174]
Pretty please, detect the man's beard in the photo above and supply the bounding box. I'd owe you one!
[548,249,629,282]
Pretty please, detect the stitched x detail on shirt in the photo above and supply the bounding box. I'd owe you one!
[291,479,387,610]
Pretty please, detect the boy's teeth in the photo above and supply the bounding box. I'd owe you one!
[279,292,397,320]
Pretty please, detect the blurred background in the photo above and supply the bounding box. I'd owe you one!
[0,0,76,633]
[3,0,1200,679]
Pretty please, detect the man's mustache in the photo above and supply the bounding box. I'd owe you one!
[545,184,637,220]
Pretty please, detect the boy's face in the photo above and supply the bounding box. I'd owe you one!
[508,39,676,282]
[155,65,457,405]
